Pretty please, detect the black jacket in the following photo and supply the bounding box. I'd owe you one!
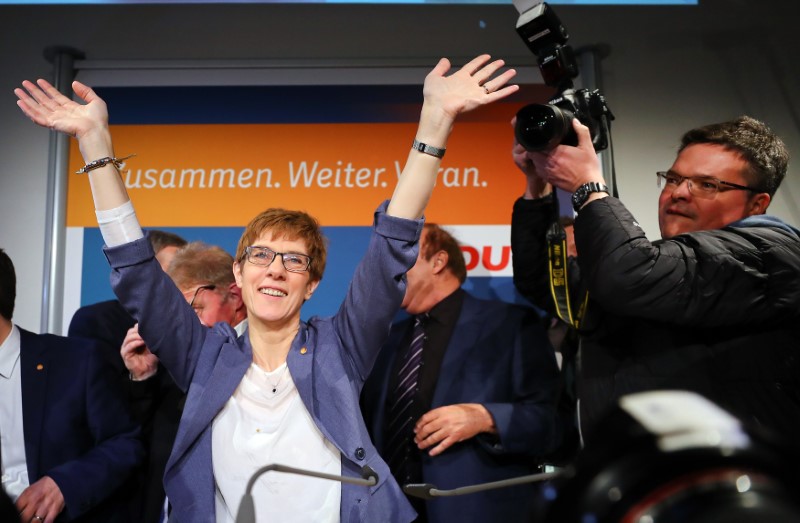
[512,195,800,444]
[68,300,183,523]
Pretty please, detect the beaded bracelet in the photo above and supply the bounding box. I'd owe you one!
[75,154,136,174]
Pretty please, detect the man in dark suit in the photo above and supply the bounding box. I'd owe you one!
[66,230,185,523]
[67,229,187,379]
[0,248,143,522]
[361,224,561,523]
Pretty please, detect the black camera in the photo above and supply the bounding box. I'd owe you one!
[532,391,800,522]
[514,2,613,152]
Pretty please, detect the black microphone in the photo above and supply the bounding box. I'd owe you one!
[403,470,563,499]
[235,464,379,523]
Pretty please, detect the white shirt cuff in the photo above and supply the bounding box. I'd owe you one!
[95,201,144,247]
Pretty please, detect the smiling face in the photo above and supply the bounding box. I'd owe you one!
[657,143,769,239]
[233,232,319,329]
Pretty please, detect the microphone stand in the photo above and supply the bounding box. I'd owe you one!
[236,464,378,523]
[403,470,563,499]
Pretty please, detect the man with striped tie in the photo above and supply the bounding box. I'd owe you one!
[361,224,561,523]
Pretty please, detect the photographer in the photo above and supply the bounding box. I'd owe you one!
[510,116,800,445]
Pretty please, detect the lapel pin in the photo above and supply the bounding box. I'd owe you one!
[36,364,44,371]
[300,347,308,355]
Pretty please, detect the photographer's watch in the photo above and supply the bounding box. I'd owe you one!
[572,182,609,212]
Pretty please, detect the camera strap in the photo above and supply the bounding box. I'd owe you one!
[546,220,588,329]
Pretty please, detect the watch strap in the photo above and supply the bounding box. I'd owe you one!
[572,182,609,212]
[412,139,446,159]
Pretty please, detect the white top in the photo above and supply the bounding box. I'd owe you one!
[0,324,30,499]
[212,362,341,523]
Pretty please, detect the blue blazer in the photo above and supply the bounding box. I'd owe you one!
[103,204,421,523]
[68,299,135,377]
[19,328,144,522]
[362,293,561,523]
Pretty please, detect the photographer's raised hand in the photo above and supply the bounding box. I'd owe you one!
[511,116,552,200]
[528,119,606,197]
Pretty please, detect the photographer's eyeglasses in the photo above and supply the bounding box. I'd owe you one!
[656,171,759,200]
[244,245,312,273]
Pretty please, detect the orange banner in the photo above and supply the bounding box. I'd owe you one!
[66,121,523,227]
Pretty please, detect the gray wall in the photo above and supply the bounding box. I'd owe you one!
[1,0,798,333]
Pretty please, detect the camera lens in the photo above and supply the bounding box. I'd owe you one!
[515,103,576,151]
[533,394,800,523]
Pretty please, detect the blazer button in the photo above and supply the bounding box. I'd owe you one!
[355,447,366,460]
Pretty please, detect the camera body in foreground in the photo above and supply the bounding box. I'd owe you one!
[515,87,611,152]
[513,1,613,152]
[533,391,800,523]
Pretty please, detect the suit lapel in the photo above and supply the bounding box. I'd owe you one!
[431,295,483,407]
[19,329,48,479]
[170,336,251,462]
[287,324,313,418]
[288,324,345,450]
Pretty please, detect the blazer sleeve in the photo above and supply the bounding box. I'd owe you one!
[103,237,211,390]
[332,201,423,382]
[479,307,561,457]
[45,340,144,520]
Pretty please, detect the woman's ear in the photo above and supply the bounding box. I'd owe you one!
[305,279,321,301]
[233,261,243,288]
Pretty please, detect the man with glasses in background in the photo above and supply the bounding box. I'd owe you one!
[120,241,246,523]
[510,115,800,446]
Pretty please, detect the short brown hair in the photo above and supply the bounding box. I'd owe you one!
[236,208,327,282]
[146,229,187,254]
[421,223,467,284]
[679,116,789,197]
[167,242,236,292]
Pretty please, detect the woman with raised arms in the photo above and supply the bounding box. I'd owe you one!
[15,55,517,523]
